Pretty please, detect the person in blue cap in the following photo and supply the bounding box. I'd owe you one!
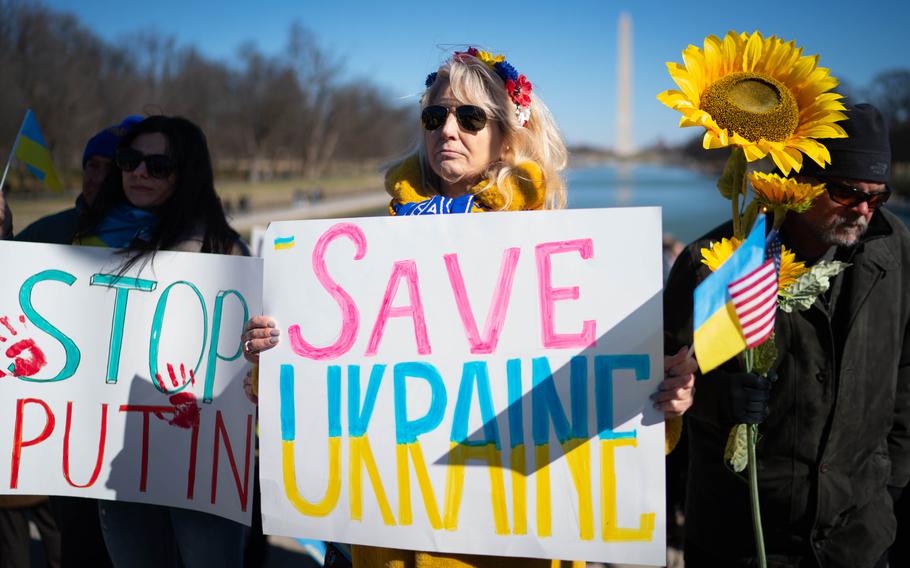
[8,115,142,243]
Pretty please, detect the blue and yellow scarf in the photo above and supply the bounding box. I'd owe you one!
[75,202,159,248]
[385,154,546,215]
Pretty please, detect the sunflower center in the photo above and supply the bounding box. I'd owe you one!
[700,72,800,142]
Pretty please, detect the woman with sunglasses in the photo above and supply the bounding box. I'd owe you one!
[384,47,565,216]
[241,48,696,568]
[78,115,247,568]
[75,115,242,257]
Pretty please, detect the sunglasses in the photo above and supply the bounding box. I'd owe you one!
[824,179,891,209]
[115,148,177,179]
[421,105,488,133]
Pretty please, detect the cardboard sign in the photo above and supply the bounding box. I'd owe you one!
[0,242,261,524]
[258,208,666,564]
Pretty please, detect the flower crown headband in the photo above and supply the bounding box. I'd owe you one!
[425,47,533,127]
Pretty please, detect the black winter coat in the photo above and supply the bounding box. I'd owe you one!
[664,209,910,567]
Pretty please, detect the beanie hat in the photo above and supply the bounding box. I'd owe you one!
[800,103,891,183]
[82,115,143,168]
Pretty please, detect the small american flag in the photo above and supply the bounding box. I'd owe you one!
[766,229,782,270]
[728,258,778,347]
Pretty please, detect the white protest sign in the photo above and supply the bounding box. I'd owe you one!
[0,242,261,524]
[258,208,665,565]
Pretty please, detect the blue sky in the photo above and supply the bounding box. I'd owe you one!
[43,0,910,149]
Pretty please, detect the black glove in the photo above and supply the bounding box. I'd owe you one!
[718,370,776,424]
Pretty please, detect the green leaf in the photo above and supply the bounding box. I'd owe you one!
[724,423,749,472]
[752,336,778,376]
[717,148,746,200]
[778,260,851,313]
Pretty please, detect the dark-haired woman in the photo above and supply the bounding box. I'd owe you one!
[85,115,247,568]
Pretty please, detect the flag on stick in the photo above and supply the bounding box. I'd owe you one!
[1,109,62,192]
[693,214,771,373]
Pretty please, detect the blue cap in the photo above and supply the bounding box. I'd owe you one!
[82,115,144,168]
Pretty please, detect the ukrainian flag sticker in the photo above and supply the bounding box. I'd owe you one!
[273,235,295,250]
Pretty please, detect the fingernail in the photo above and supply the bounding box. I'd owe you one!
[270,329,280,337]
[269,337,279,344]
[267,320,276,328]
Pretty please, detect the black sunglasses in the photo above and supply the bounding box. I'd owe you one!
[824,179,891,209]
[115,148,177,179]
[421,105,488,133]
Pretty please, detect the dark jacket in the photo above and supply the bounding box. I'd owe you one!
[13,196,85,244]
[664,208,910,567]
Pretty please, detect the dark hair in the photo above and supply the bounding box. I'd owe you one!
[76,115,239,262]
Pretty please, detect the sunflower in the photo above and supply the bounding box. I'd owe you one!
[749,172,825,214]
[657,31,847,175]
[778,245,808,292]
[700,237,742,272]
[702,237,807,294]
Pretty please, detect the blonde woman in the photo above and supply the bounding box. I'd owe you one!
[242,47,695,568]
[384,47,565,217]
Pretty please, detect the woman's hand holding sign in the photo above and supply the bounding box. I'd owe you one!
[242,316,280,364]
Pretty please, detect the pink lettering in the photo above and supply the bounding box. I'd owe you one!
[444,248,520,354]
[288,223,367,360]
[365,260,431,356]
[535,239,596,349]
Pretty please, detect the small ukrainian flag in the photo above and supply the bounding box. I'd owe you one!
[273,235,295,250]
[7,110,62,192]
[692,215,766,373]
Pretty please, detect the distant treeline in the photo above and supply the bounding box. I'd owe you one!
[0,0,416,188]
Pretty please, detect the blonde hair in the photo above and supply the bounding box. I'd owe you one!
[393,51,568,210]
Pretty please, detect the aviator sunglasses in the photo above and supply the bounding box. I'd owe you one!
[115,147,177,179]
[824,179,891,209]
[421,105,488,133]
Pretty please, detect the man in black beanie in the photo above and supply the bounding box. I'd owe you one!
[664,102,910,567]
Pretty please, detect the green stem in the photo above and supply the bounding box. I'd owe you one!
[732,188,740,238]
[743,349,767,568]
[748,424,767,568]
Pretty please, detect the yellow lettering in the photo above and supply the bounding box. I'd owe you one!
[510,444,527,535]
[600,438,655,541]
[396,442,443,529]
[443,442,510,534]
[535,444,551,537]
[563,439,594,540]
[282,438,341,516]
[350,436,396,525]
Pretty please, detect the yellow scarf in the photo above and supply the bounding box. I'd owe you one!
[385,155,546,214]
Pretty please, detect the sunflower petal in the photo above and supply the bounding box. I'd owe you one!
[742,32,764,71]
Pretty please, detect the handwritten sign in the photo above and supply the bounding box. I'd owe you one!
[258,208,666,565]
[0,241,261,524]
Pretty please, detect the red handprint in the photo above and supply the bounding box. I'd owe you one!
[153,363,200,429]
[0,315,47,379]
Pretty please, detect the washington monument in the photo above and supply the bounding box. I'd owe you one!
[615,13,634,156]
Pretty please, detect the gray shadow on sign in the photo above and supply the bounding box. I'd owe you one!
[432,290,664,474]
[102,366,255,514]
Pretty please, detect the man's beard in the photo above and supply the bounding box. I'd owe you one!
[819,213,870,247]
